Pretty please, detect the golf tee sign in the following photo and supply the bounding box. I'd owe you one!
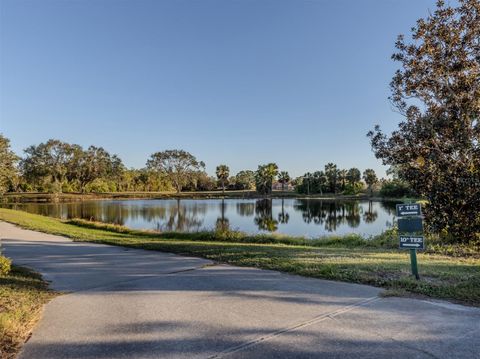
[396,203,424,280]
[399,236,424,249]
[396,203,421,217]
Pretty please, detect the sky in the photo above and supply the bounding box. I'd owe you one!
[0,0,439,178]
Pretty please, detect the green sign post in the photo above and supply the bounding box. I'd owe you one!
[396,203,423,280]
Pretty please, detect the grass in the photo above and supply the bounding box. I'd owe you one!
[0,208,479,307]
[0,265,57,359]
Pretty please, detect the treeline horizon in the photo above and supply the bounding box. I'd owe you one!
[0,135,402,196]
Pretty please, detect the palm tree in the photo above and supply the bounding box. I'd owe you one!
[347,167,361,186]
[216,164,230,194]
[363,169,378,196]
[324,163,338,194]
[313,171,326,195]
[255,163,278,196]
[304,172,312,195]
[338,169,348,191]
[278,171,290,191]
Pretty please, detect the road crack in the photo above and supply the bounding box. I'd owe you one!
[207,296,381,358]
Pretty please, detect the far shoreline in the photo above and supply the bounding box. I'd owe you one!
[0,190,415,203]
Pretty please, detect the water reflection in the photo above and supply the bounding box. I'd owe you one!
[254,199,278,232]
[216,199,230,232]
[2,198,398,237]
[156,199,204,232]
[278,198,290,224]
[236,202,255,216]
[294,200,376,232]
[363,201,378,224]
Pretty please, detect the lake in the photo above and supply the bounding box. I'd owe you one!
[2,198,399,238]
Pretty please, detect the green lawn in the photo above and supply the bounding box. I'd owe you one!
[0,265,57,359]
[0,208,479,306]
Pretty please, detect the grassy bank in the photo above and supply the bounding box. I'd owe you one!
[0,208,478,306]
[1,190,378,203]
[0,265,57,359]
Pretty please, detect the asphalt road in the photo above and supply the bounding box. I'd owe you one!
[1,221,479,359]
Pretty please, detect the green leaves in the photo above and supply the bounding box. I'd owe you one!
[147,150,205,193]
[369,0,480,243]
[0,134,19,194]
[255,163,279,195]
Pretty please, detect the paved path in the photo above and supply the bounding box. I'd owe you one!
[1,221,479,359]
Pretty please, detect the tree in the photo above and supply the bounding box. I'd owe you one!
[255,163,278,195]
[278,171,290,191]
[363,169,378,195]
[146,150,205,193]
[76,146,121,192]
[303,172,313,195]
[215,164,230,194]
[312,171,326,195]
[234,170,255,190]
[294,171,327,195]
[0,134,19,194]
[338,169,348,191]
[196,172,216,191]
[19,140,124,193]
[324,163,338,193]
[21,139,78,192]
[346,168,361,186]
[368,0,480,243]
[379,179,415,198]
[131,168,172,192]
[110,155,126,190]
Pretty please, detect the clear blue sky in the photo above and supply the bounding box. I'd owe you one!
[0,0,438,178]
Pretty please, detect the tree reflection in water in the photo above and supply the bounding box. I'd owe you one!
[254,199,278,232]
[379,201,397,228]
[362,201,378,223]
[3,198,396,236]
[236,202,255,216]
[380,201,397,215]
[344,201,361,228]
[158,199,204,232]
[278,198,289,224]
[215,217,230,232]
[14,202,130,225]
[215,198,230,232]
[294,200,366,232]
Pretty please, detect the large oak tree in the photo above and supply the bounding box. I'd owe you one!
[146,150,205,193]
[368,0,480,243]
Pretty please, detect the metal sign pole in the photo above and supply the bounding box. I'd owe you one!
[409,249,419,280]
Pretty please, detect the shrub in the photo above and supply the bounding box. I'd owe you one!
[85,178,111,193]
[0,255,12,276]
[379,179,415,198]
[61,181,76,193]
[45,181,62,194]
[343,183,363,195]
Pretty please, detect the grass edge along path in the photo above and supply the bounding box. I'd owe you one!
[0,264,58,359]
[0,208,479,307]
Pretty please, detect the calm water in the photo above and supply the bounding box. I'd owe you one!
[3,198,399,238]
